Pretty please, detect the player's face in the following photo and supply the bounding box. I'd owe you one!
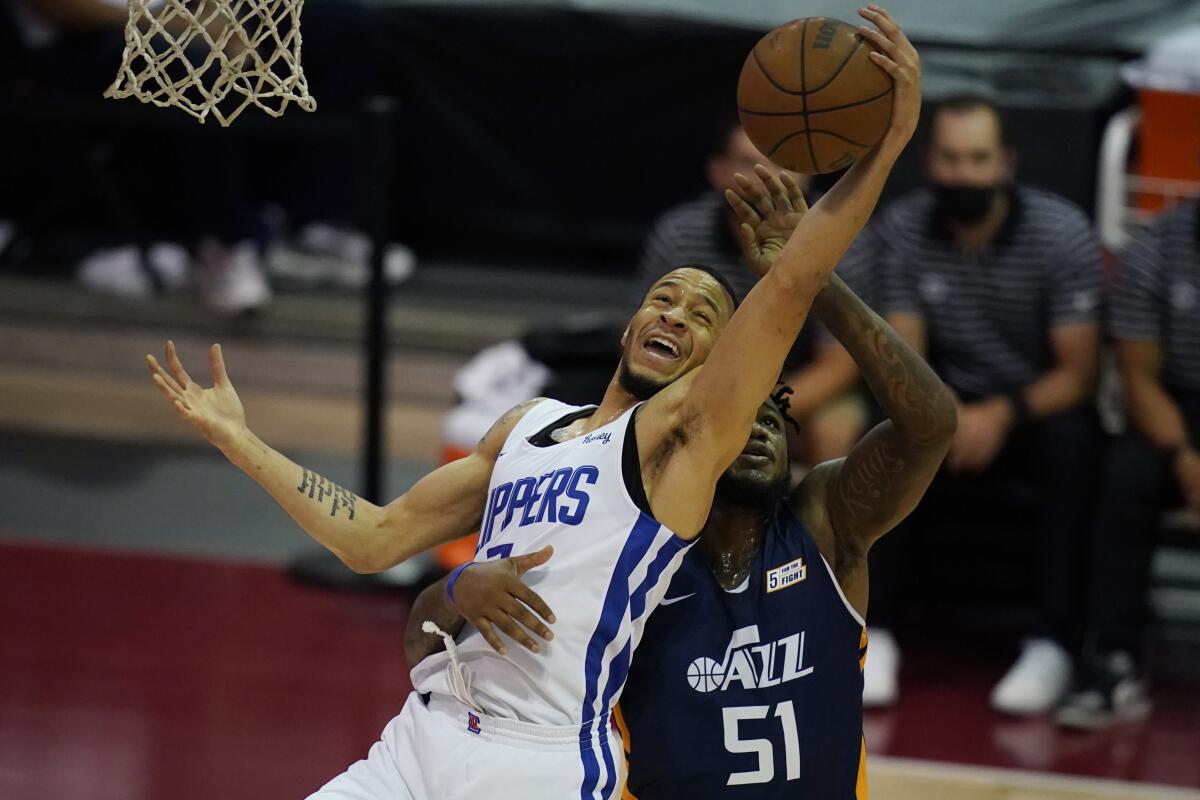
[926,107,1012,188]
[715,400,790,509]
[619,268,734,399]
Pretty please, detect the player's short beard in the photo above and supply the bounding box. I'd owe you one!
[715,468,789,512]
[617,354,668,401]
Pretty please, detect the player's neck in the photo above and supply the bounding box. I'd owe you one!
[584,377,644,433]
[698,502,769,591]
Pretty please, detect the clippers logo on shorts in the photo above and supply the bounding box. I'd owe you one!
[477,465,599,549]
[466,712,481,735]
[766,557,806,592]
[686,625,813,694]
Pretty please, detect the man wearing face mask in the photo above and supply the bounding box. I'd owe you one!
[844,94,1104,714]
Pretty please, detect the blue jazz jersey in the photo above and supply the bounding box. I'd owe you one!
[615,502,868,799]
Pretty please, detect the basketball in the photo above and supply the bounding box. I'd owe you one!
[737,17,894,174]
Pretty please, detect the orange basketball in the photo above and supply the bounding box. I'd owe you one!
[737,17,894,174]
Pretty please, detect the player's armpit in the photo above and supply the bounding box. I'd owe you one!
[370,398,544,571]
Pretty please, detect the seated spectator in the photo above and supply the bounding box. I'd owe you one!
[861,94,1104,713]
[631,121,870,465]
[1057,198,1200,729]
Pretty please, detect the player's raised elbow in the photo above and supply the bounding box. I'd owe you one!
[927,387,958,444]
[896,384,956,449]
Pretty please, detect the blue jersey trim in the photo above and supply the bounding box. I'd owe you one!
[597,638,631,799]
[579,513,661,800]
[629,534,691,622]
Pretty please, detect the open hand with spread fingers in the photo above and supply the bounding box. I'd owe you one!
[146,341,247,453]
[451,545,557,656]
[723,165,809,278]
[857,5,922,147]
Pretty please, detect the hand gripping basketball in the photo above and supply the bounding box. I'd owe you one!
[857,5,921,144]
[737,5,921,173]
[723,165,810,278]
[146,341,248,453]
[450,546,557,656]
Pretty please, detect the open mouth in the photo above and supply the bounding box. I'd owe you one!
[642,334,681,361]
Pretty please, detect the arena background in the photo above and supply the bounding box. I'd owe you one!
[2,1,1199,798]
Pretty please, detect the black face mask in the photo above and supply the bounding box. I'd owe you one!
[932,182,998,225]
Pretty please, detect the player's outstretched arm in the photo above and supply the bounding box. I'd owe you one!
[147,341,537,573]
[796,274,956,560]
[641,7,921,536]
[404,547,557,665]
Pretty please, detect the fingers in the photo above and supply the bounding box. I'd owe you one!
[755,164,792,212]
[501,599,549,651]
[165,340,196,390]
[209,343,230,387]
[723,188,761,227]
[859,5,911,50]
[512,544,554,576]
[151,373,184,406]
[734,172,774,217]
[737,223,761,264]
[856,24,897,59]
[867,50,901,77]
[474,617,507,656]
[780,172,809,213]
[511,581,556,629]
[146,355,185,396]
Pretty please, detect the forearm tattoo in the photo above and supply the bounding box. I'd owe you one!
[817,276,955,540]
[297,469,357,519]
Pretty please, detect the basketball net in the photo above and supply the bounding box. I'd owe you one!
[104,0,317,126]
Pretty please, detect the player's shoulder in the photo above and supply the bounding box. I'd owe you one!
[477,397,560,455]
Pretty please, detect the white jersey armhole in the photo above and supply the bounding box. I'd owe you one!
[817,553,867,628]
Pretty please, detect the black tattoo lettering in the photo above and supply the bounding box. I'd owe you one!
[297,469,357,520]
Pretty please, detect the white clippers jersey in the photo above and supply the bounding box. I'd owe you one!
[412,400,692,727]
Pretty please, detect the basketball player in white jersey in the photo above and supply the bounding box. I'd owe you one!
[146,8,921,797]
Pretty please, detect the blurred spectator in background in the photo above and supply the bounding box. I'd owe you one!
[632,121,870,465]
[858,94,1104,713]
[1057,198,1200,729]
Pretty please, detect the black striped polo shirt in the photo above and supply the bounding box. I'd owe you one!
[1109,199,1200,393]
[848,184,1103,399]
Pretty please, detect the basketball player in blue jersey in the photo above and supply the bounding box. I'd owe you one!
[406,271,955,799]
[145,8,923,798]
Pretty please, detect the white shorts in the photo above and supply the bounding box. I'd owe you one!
[306,693,625,800]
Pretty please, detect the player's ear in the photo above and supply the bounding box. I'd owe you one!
[619,326,630,350]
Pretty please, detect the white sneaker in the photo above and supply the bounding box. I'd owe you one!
[991,638,1072,715]
[146,241,192,292]
[197,239,271,316]
[77,245,152,299]
[863,627,900,708]
[270,221,415,290]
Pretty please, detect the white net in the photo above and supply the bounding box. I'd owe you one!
[105,0,317,126]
